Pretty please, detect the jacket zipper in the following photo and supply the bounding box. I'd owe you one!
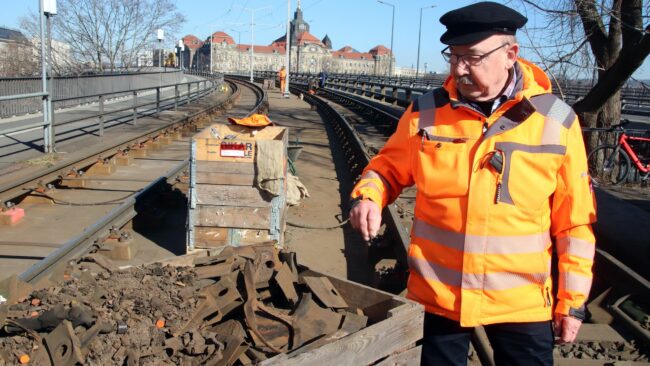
[544,286,551,307]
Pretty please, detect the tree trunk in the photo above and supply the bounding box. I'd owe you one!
[598,91,621,129]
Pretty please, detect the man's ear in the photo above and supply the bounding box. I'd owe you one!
[506,43,519,68]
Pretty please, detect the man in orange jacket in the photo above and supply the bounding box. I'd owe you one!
[278,66,287,96]
[349,2,597,365]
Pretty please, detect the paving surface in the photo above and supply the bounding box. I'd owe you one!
[264,88,371,284]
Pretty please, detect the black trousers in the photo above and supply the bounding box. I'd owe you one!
[421,313,554,366]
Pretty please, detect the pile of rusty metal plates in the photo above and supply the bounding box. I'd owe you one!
[0,243,423,365]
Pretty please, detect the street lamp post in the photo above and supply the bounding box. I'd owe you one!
[244,7,271,82]
[377,0,395,78]
[284,0,291,97]
[178,40,184,69]
[41,0,56,153]
[416,5,435,79]
[157,29,164,69]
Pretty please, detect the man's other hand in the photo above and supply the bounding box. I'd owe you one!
[349,199,382,241]
[553,314,582,344]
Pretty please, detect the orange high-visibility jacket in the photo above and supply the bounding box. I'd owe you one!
[279,69,286,80]
[352,58,597,327]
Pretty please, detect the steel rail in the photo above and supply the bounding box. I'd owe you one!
[0,79,240,205]
[19,159,189,284]
[289,84,410,261]
[224,76,268,117]
[16,78,265,285]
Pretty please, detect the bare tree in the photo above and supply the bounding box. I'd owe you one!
[518,0,650,137]
[21,0,185,73]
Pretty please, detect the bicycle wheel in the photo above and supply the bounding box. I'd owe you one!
[587,145,631,186]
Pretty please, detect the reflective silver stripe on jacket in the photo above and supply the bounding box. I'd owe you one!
[556,236,595,260]
[412,217,551,254]
[409,256,550,291]
[560,271,592,294]
[417,90,437,132]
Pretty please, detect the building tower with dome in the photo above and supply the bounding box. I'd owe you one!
[181,1,394,75]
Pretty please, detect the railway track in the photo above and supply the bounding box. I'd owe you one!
[0,77,266,287]
[0,74,646,364]
[292,82,649,365]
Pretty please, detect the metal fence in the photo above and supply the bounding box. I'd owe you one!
[0,70,186,118]
[0,71,224,153]
[263,71,650,111]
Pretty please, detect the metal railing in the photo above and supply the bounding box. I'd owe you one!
[0,71,224,152]
[255,71,650,113]
[0,70,190,117]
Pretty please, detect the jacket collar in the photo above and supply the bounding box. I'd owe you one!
[443,58,551,113]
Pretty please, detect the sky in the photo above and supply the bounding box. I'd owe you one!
[1,0,648,79]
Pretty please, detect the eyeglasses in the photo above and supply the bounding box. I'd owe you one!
[441,43,509,66]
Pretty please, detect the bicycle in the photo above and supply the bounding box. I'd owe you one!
[587,120,650,186]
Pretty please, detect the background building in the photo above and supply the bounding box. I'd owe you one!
[0,27,37,77]
[184,3,395,75]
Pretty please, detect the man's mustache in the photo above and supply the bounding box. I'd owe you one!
[457,76,474,85]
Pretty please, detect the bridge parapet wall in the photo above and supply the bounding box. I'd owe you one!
[0,70,188,118]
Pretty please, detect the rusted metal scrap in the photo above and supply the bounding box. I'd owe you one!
[302,276,349,309]
[0,243,368,365]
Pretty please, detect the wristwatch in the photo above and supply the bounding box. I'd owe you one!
[568,306,586,321]
[349,195,365,210]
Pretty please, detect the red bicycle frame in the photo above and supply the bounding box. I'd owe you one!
[618,133,650,174]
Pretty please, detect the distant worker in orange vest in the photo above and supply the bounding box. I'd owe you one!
[278,66,287,95]
[349,2,596,365]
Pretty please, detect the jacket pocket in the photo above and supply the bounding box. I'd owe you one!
[505,151,560,211]
[416,137,471,198]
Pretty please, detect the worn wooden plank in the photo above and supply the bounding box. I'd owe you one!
[196,206,270,229]
[375,345,421,366]
[195,171,255,186]
[195,161,254,174]
[194,227,272,248]
[195,184,270,207]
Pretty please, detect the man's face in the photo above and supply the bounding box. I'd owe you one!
[448,35,518,102]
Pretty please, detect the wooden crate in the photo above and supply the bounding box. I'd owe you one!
[155,251,424,365]
[262,269,424,366]
[188,124,288,252]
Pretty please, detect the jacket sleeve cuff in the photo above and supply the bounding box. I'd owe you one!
[351,177,386,207]
[351,187,383,207]
[555,302,586,321]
